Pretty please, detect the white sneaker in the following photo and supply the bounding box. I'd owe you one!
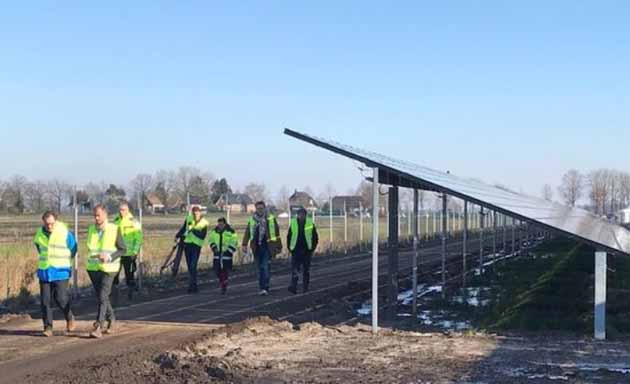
[258,290,269,296]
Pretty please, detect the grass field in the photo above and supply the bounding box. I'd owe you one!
[0,211,493,301]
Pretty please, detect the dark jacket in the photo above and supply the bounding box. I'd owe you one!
[286,219,319,254]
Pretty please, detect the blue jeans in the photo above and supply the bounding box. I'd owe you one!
[184,244,201,290]
[254,246,271,291]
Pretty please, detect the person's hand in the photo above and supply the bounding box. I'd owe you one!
[241,246,248,254]
[98,253,110,262]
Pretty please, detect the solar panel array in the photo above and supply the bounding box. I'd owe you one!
[284,129,630,256]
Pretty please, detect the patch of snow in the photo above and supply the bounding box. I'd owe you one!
[356,303,372,316]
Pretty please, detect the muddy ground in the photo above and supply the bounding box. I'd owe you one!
[17,315,630,384]
[4,238,630,383]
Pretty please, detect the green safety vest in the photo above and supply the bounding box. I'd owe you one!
[86,222,121,273]
[209,229,238,259]
[248,215,278,243]
[289,217,315,251]
[33,222,72,270]
[114,213,143,256]
[184,215,209,247]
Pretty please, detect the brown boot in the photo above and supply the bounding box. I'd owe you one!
[42,327,53,337]
[89,323,103,339]
[66,317,76,333]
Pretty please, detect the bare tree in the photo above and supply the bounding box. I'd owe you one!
[558,169,583,207]
[46,179,71,213]
[620,172,630,209]
[3,175,28,214]
[275,185,291,210]
[24,180,48,212]
[588,169,610,215]
[154,169,177,206]
[0,180,6,212]
[84,182,107,206]
[130,173,154,208]
[542,184,553,201]
[244,182,268,203]
[174,166,214,202]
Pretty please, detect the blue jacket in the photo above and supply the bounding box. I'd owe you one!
[35,227,78,282]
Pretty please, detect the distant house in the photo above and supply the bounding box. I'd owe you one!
[182,196,207,213]
[145,193,165,214]
[289,190,318,214]
[332,196,364,214]
[215,193,255,214]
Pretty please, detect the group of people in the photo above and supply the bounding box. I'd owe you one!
[33,200,318,338]
[174,201,318,296]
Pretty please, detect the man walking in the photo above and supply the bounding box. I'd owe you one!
[87,204,127,338]
[287,207,318,294]
[113,201,143,299]
[33,211,77,337]
[209,217,238,294]
[175,206,209,293]
[242,201,281,296]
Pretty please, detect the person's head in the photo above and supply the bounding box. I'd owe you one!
[191,206,202,221]
[119,201,130,218]
[93,204,108,226]
[41,211,57,232]
[297,207,307,221]
[255,201,266,215]
[217,217,226,231]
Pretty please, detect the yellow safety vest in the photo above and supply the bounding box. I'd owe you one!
[289,217,315,251]
[209,229,238,259]
[184,215,209,247]
[248,215,278,243]
[86,222,121,273]
[114,213,143,256]
[33,222,72,270]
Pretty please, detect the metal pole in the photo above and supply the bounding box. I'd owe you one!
[512,218,516,254]
[441,194,447,298]
[412,189,419,317]
[226,193,230,224]
[407,205,412,237]
[73,187,79,297]
[463,201,468,287]
[425,213,429,241]
[371,167,380,334]
[344,200,348,253]
[479,207,484,274]
[329,196,333,248]
[493,211,497,259]
[502,214,507,252]
[138,191,144,290]
[595,251,607,340]
[359,201,364,245]
[388,186,399,319]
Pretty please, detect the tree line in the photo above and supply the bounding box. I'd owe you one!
[543,168,630,215]
[0,167,270,215]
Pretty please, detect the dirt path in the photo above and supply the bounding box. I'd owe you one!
[0,236,505,383]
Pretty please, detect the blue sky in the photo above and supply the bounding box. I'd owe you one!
[1,1,628,198]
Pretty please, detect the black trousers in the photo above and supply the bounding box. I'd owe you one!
[290,251,312,290]
[39,279,73,329]
[88,271,116,326]
[184,244,201,290]
[114,256,137,288]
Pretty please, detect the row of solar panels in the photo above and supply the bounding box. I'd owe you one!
[284,129,630,256]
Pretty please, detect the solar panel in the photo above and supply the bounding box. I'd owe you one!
[284,129,630,256]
